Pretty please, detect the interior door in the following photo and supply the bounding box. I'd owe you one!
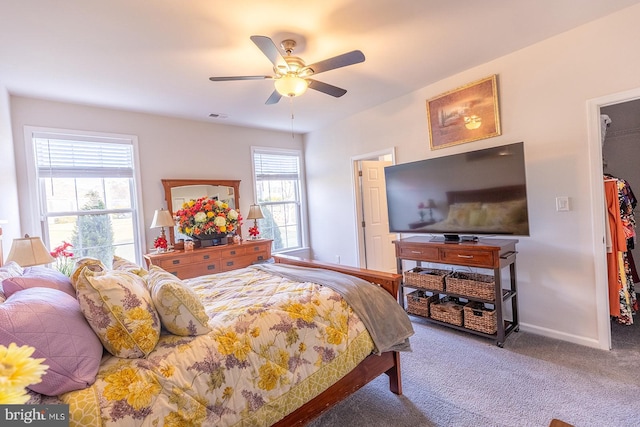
[360,160,396,272]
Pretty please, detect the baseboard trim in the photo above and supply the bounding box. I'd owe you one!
[518,322,606,350]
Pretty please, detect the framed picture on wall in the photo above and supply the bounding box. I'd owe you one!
[426,75,501,150]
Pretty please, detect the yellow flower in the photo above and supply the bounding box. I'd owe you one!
[0,385,30,405]
[215,329,251,361]
[222,386,233,399]
[131,324,158,353]
[160,365,175,378]
[0,343,48,389]
[103,366,161,410]
[284,302,317,323]
[105,326,134,352]
[257,361,286,391]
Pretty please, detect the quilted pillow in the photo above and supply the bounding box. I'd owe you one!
[76,268,161,358]
[70,257,107,289]
[147,266,211,336]
[112,255,148,278]
[3,267,75,298]
[0,287,103,396]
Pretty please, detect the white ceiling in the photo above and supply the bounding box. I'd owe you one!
[2,1,639,134]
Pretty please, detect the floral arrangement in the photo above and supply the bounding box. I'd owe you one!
[154,235,168,250]
[50,241,74,276]
[175,196,242,237]
[0,343,48,404]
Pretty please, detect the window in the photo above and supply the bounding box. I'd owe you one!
[252,148,305,252]
[26,128,143,267]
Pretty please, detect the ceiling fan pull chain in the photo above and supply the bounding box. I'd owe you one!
[290,97,295,138]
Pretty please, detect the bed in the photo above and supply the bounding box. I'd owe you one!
[0,252,412,426]
[416,185,529,236]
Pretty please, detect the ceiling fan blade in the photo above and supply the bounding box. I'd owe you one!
[305,50,365,75]
[250,35,288,69]
[307,79,347,98]
[209,76,272,81]
[265,90,282,105]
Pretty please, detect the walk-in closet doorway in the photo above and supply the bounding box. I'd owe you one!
[588,88,640,350]
[601,98,640,350]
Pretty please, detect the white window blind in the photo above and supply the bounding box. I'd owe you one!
[254,152,300,181]
[34,134,134,179]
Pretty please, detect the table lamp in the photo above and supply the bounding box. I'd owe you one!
[151,208,175,250]
[6,234,55,267]
[246,204,265,240]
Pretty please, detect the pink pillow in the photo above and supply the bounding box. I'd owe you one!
[0,287,103,396]
[2,267,75,298]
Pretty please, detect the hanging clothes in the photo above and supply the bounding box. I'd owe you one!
[604,175,638,325]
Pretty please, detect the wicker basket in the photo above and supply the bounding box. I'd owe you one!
[445,271,495,301]
[406,290,439,317]
[430,297,465,326]
[463,302,497,334]
[404,267,450,291]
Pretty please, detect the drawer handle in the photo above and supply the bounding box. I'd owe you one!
[172,260,180,265]
[257,256,264,260]
[207,265,216,270]
[253,247,260,251]
[203,255,210,260]
[410,251,422,254]
[457,255,474,259]
[226,261,234,266]
[170,271,178,276]
[230,250,236,255]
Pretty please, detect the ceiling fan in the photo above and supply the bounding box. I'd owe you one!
[209,35,365,105]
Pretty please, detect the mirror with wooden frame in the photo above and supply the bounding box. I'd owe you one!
[161,179,241,245]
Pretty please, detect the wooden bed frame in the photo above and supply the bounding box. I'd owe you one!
[272,254,404,426]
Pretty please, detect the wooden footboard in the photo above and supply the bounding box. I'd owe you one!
[272,254,404,426]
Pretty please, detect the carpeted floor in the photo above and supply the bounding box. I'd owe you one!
[307,317,639,427]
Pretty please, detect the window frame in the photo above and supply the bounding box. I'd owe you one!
[251,146,308,253]
[23,126,146,265]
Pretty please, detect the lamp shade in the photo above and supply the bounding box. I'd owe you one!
[6,235,55,267]
[246,204,265,220]
[274,75,309,97]
[150,209,175,229]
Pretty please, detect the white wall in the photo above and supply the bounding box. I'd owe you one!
[8,96,303,254]
[304,4,640,347]
[0,83,20,255]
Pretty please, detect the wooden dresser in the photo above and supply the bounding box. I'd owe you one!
[144,239,272,279]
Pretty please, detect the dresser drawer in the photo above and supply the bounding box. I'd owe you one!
[439,248,495,268]
[220,254,261,272]
[396,244,439,261]
[219,246,248,258]
[167,262,220,279]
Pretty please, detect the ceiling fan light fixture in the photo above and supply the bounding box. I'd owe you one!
[274,75,309,97]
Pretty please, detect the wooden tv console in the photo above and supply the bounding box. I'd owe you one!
[393,236,519,347]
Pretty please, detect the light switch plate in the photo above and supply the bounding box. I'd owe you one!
[556,196,570,211]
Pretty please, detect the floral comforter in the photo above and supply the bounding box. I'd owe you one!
[60,266,381,426]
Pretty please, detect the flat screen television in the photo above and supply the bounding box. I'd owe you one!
[384,142,529,241]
